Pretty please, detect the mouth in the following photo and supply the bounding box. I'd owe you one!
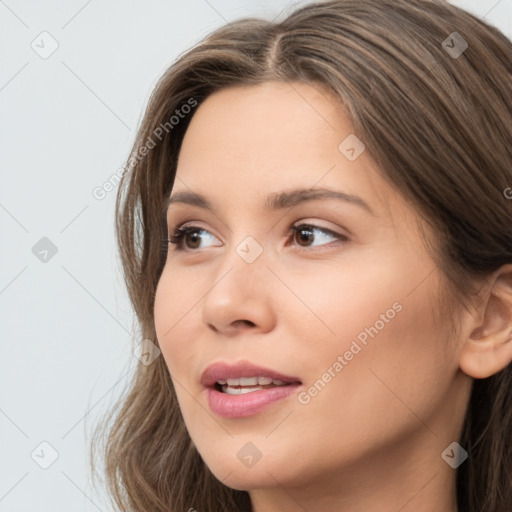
[201,361,303,418]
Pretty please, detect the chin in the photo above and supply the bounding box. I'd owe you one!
[201,444,311,491]
[212,465,279,491]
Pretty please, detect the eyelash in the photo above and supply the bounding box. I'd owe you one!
[167,223,348,253]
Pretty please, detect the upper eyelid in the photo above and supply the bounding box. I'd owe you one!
[166,203,355,232]
[166,206,233,234]
[169,219,345,236]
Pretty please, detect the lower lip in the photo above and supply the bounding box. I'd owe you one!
[206,384,301,418]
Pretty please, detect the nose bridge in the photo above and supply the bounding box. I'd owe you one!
[213,232,270,296]
[233,233,266,266]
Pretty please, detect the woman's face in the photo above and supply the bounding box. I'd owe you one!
[154,81,471,502]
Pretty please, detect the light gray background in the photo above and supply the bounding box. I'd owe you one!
[1,1,511,510]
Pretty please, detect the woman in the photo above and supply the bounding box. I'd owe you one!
[91,1,512,511]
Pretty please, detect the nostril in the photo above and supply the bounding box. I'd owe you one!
[234,320,255,328]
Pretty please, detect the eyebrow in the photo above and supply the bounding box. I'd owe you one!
[166,187,374,215]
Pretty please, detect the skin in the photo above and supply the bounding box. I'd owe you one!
[153,81,512,512]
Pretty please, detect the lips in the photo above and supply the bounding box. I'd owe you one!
[200,361,302,389]
[201,361,303,418]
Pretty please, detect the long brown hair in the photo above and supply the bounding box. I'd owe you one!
[90,1,512,510]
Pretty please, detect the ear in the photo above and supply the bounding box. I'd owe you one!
[459,264,512,379]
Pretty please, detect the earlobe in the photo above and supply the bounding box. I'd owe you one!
[459,264,512,379]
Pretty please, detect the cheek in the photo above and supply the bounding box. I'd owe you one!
[154,271,205,438]
[154,268,196,375]
[299,271,454,449]
[289,258,453,426]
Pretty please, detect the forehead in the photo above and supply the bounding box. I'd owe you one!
[178,81,344,173]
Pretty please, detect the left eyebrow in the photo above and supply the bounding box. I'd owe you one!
[166,187,375,216]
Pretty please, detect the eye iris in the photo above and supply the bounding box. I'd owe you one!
[186,230,202,249]
[296,227,313,246]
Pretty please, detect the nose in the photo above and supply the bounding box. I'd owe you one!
[200,245,277,336]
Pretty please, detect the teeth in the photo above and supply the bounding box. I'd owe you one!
[223,386,264,395]
[216,376,295,394]
[227,377,257,386]
[221,376,288,386]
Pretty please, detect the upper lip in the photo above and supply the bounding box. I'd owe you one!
[201,360,302,388]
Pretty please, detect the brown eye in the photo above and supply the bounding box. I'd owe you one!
[168,222,348,253]
[294,227,315,246]
[289,223,347,251]
[168,226,217,250]
[184,230,202,249]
